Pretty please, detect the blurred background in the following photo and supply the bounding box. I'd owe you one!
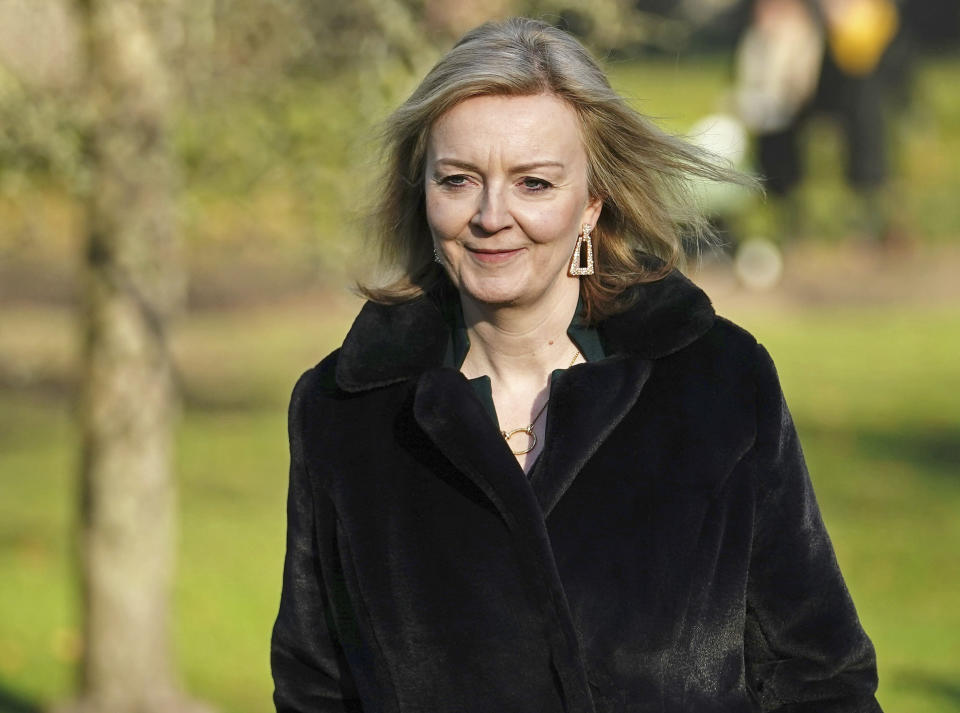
[0,0,958,711]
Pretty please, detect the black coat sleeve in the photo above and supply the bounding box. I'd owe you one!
[744,345,882,713]
[271,369,362,712]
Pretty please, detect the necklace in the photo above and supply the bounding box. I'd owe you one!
[501,349,581,456]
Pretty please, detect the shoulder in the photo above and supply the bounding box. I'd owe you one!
[702,317,786,411]
[293,349,342,398]
[656,313,788,454]
[291,347,342,401]
[286,349,345,437]
[697,315,759,357]
[689,316,798,482]
[667,313,774,387]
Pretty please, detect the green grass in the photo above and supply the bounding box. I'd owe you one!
[0,394,77,701]
[2,298,959,711]
[607,54,733,130]
[174,408,289,709]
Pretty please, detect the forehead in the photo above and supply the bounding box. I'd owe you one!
[427,93,585,162]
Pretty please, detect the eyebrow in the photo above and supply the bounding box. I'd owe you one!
[433,158,566,173]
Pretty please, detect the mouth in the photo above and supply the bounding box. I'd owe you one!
[466,246,525,264]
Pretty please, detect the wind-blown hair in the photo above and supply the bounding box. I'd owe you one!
[359,17,743,323]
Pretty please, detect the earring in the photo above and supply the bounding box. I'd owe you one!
[569,223,595,276]
[433,247,442,264]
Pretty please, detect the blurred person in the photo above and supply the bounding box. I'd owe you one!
[735,0,905,249]
[735,0,823,244]
[818,0,901,239]
[271,18,882,712]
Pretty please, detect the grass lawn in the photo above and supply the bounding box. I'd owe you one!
[1,291,959,712]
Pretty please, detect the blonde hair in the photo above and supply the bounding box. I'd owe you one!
[360,17,743,323]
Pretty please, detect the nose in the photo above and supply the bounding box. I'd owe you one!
[470,184,512,235]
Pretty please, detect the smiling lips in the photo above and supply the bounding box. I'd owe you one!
[466,246,525,264]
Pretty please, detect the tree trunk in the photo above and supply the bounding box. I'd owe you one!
[58,1,209,711]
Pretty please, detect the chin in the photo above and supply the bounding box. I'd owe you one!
[460,286,525,308]
[455,271,527,306]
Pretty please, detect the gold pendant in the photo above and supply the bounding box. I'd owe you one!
[502,427,537,455]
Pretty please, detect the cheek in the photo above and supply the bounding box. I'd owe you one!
[520,203,582,244]
[425,194,465,237]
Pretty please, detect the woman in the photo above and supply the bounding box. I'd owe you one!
[271,18,881,713]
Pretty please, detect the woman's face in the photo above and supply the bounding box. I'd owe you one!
[425,93,602,310]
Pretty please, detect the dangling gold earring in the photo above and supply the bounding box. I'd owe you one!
[569,223,595,276]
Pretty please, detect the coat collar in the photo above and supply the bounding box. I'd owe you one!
[335,269,715,393]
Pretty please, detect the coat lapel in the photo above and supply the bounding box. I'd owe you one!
[533,356,654,517]
[412,366,597,713]
[412,367,534,530]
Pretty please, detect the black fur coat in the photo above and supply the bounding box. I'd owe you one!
[271,270,881,713]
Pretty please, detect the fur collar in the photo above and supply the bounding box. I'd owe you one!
[336,269,715,393]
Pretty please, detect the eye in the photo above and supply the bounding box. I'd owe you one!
[520,177,552,191]
[436,174,471,188]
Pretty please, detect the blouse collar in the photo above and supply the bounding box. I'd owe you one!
[441,296,606,370]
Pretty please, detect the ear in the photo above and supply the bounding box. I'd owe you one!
[581,195,603,230]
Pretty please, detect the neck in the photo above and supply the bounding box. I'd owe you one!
[460,279,581,384]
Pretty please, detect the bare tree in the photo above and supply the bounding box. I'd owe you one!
[57,1,210,711]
